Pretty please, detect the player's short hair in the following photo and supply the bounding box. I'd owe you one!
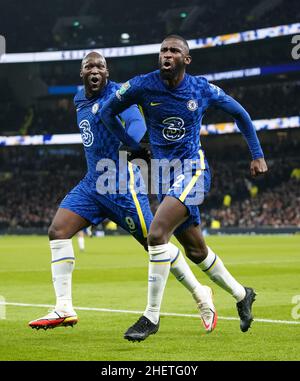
[81,51,106,67]
[162,34,189,53]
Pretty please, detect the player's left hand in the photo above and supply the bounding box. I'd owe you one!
[250,158,268,177]
[119,143,151,162]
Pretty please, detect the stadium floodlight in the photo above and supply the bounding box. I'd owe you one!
[121,33,130,43]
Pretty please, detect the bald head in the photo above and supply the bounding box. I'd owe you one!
[81,51,106,68]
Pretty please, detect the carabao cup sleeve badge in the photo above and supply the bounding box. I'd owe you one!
[119,81,131,95]
[116,81,131,100]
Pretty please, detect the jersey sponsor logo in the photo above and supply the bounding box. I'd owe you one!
[150,102,162,106]
[79,119,94,147]
[92,103,99,114]
[162,117,185,141]
[187,99,198,111]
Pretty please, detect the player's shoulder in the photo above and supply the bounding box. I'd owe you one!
[128,70,160,88]
[189,74,210,88]
[115,71,158,100]
[190,75,224,97]
[74,88,87,109]
[106,80,120,92]
[103,80,122,99]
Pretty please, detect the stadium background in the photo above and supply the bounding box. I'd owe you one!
[0,0,299,235]
[0,0,300,362]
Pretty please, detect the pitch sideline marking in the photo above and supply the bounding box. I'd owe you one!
[1,301,300,325]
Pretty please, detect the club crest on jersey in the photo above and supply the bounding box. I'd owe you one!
[162,117,185,141]
[79,119,94,147]
[92,103,99,114]
[187,99,198,111]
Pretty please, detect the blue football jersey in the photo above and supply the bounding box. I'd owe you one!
[101,70,264,166]
[74,80,145,191]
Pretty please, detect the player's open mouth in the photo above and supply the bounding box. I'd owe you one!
[90,76,100,84]
[162,61,172,70]
[90,76,101,88]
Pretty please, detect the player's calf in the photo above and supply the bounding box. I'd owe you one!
[184,246,208,263]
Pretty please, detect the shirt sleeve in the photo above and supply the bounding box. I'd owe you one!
[206,81,264,160]
[119,104,146,145]
[100,77,144,149]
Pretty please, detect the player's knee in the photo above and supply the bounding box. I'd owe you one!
[147,226,168,246]
[48,223,68,240]
[184,245,208,264]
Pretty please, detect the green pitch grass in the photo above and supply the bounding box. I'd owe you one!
[0,234,299,361]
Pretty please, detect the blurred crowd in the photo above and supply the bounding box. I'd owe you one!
[205,81,300,123]
[201,160,300,228]
[0,172,78,229]
[206,178,299,228]
[0,148,85,229]
[0,138,299,230]
[0,99,77,136]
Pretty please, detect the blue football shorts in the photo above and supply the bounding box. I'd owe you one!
[157,166,211,234]
[60,177,153,244]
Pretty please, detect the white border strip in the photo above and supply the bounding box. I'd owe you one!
[1,301,299,325]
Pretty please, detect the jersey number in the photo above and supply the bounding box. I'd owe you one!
[125,216,136,231]
[172,174,185,188]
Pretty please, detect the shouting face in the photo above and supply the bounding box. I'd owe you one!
[159,37,191,82]
[80,52,109,98]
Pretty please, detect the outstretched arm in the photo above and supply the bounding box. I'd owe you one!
[209,85,268,177]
